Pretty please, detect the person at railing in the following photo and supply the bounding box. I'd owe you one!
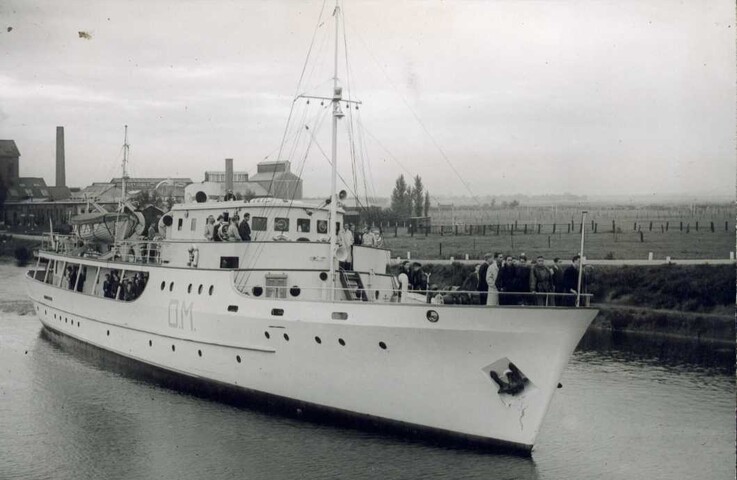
[227,216,242,242]
[477,254,491,305]
[238,213,251,241]
[550,257,564,306]
[213,215,225,242]
[103,273,112,298]
[530,255,553,306]
[429,285,444,304]
[66,266,77,290]
[373,228,384,248]
[338,223,354,270]
[485,252,503,306]
[409,262,427,293]
[397,261,410,303]
[148,222,158,241]
[514,253,531,305]
[204,215,215,241]
[76,266,86,292]
[497,255,516,305]
[460,264,481,305]
[562,254,589,306]
[361,226,375,247]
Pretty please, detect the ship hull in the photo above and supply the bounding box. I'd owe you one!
[25,265,597,453]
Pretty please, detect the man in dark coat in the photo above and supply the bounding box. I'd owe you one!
[550,257,564,305]
[514,253,530,305]
[529,255,553,306]
[562,254,588,306]
[496,255,516,305]
[238,213,251,241]
[477,254,491,305]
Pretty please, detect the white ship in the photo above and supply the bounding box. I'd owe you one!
[25,2,597,454]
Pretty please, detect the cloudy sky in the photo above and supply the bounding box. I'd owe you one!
[1,0,734,199]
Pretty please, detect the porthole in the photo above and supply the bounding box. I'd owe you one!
[379,341,387,350]
[426,310,440,323]
[198,350,202,357]
[290,286,301,297]
[169,282,174,292]
[208,285,214,295]
[148,340,152,347]
[338,338,346,346]
[314,336,322,344]
[227,305,239,312]
[160,281,166,290]
[283,333,290,341]
[264,331,270,339]
[198,284,203,294]
[188,284,192,293]
[375,290,380,300]
[236,355,242,363]
[171,344,176,352]
[252,286,263,297]
[319,272,328,281]
[107,330,110,336]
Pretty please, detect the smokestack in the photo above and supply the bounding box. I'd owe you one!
[56,126,66,187]
[225,158,233,192]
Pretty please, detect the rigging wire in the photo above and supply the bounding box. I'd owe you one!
[343,17,484,208]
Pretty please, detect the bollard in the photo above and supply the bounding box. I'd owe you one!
[465,254,469,260]
[407,251,411,260]
[666,256,671,263]
[731,252,735,260]
[450,256,454,262]
[648,252,653,261]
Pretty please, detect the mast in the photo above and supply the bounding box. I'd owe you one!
[328,0,343,301]
[120,125,130,212]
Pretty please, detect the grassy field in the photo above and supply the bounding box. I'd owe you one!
[383,229,734,260]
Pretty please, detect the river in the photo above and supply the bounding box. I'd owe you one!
[0,262,733,479]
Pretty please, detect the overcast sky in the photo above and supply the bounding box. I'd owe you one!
[1,0,734,199]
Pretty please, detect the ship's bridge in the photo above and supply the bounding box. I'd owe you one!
[162,198,344,243]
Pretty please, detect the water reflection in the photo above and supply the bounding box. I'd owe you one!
[576,328,735,376]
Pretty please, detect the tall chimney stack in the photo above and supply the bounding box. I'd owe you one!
[56,126,66,187]
[225,158,233,193]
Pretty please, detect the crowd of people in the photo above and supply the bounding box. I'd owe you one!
[469,253,589,306]
[102,270,148,301]
[204,212,252,242]
[396,254,590,307]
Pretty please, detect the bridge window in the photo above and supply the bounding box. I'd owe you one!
[190,217,197,231]
[274,217,289,232]
[297,218,311,233]
[177,218,183,231]
[252,216,267,231]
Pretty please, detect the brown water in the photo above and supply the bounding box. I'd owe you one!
[0,262,733,479]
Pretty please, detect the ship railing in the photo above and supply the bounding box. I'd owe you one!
[39,234,163,265]
[232,281,592,307]
[40,233,82,255]
[108,239,163,265]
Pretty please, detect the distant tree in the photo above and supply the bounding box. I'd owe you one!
[423,191,430,217]
[491,198,496,208]
[412,175,424,217]
[509,200,520,208]
[390,175,409,218]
